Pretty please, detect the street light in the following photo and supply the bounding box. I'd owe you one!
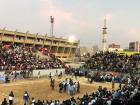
[68,36,75,43]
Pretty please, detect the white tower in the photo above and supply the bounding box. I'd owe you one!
[102,19,107,52]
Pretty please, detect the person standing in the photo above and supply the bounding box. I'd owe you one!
[13,71,17,81]
[23,91,30,105]
[50,78,53,89]
[67,83,71,95]
[112,77,115,90]
[64,82,67,92]
[77,81,80,93]
[119,81,122,90]
[31,98,36,105]
[74,71,77,80]
[50,78,55,90]
[1,98,8,105]
[37,71,40,79]
[55,70,58,76]
[127,77,131,84]
[72,72,74,78]
[52,79,55,90]
[5,74,10,83]
[59,82,63,93]
[9,91,14,105]
[49,72,52,80]
[73,82,77,95]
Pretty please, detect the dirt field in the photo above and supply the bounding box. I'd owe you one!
[0,76,120,104]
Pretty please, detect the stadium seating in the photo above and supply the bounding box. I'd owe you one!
[0,44,65,71]
[83,51,140,73]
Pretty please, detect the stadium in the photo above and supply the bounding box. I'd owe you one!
[0,29,139,105]
[0,1,140,105]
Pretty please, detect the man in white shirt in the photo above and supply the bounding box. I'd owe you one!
[9,91,14,105]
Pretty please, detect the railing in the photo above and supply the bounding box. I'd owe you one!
[25,40,35,44]
[2,36,13,42]
[0,30,79,49]
[15,39,24,43]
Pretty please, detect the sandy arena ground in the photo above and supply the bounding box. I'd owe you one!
[0,76,120,105]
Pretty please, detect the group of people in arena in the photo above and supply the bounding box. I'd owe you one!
[58,78,80,96]
[1,77,140,105]
[50,77,80,96]
[83,51,140,73]
[0,44,65,71]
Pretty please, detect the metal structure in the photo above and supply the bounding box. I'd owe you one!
[50,16,54,37]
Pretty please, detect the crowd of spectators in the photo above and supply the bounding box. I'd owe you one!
[0,44,65,71]
[83,51,140,73]
[75,83,140,105]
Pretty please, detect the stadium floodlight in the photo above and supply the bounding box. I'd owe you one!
[68,36,75,43]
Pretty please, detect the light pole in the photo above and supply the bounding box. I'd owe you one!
[50,16,54,37]
[102,19,107,52]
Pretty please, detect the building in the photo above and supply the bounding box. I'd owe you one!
[0,28,79,61]
[129,41,140,52]
[108,43,123,51]
[109,43,120,48]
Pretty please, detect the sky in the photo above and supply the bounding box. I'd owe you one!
[0,0,140,48]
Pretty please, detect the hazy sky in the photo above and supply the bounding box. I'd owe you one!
[0,0,140,48]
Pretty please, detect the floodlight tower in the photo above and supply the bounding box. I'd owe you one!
[102,19,107,52]
[50,16,54,37]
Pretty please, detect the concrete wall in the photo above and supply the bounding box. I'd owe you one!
[32,69,65,77]
[66,62,84,69]
[0,69,65,77]
[0,71,5,76]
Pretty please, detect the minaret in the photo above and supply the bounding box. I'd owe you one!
[102,18,107,52]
